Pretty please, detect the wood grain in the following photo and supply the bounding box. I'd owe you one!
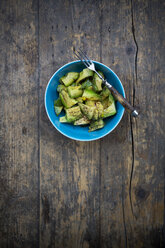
[0,0,39,247]
[39,0,101,247]
[0,0,164,247]
[128,0,165,247]
[100,1,134,247]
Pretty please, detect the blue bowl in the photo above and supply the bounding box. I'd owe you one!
[45,61,125,141]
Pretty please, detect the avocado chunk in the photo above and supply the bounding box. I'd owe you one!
[76,97,84,103]
[79,103,95,120]
[54,97,62,106]
[87,86,93,90]
[89,119,104,132]
[76,68,94,83]
[59,90,77,108]
[60,72,79,86]
[103,101,116,118]
[82,89,101,101]
[70,82,77,87]
[74,116,90,125]
[54,98,63,116]
[54,106,63,116]
[57,84,67,93]
[85,101,103,120]
[96,102,104,118]
[85,100,96,107]
[101,94,114,107]
[102,93,116,118]
[101,97,110,109]
[109,93,115,104]
[66,106,83,122]
[81,79,93,89]
[93,71,104,92]
[60,116,68,123]
[93,109,99,120]
[100,86,110,100]
[68,85,83,98]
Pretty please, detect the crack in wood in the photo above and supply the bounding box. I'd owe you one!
[131,0,138,106]
[129,0,138,218]
[129,116,135,217]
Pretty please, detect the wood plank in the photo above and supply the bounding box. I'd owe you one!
[101,0,165,247]
[128,0,165,247]
[0,0,39,247]
[39,0,101,247]
[100,0,135,247]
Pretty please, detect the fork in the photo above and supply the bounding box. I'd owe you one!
[74,49,138,117]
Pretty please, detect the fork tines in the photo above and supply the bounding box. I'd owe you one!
[73,49,92,67]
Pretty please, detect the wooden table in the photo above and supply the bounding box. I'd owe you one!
[0,0,164,247]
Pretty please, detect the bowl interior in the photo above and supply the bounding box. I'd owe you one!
[45,61,125,141]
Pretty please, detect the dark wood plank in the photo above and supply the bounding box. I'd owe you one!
[0,0,39,247]
[129,0,165,247]
[100,0,135,247]
[39,0,101,247]
[101,0,165,247]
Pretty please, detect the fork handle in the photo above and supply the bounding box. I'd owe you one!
[104,81,138,117]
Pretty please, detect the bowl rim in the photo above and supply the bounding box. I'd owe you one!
[45,60,125,141]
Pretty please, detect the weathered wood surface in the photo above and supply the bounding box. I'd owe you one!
[0,0,165,247]
[0,0,39,247]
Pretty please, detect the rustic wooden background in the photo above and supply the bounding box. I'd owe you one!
[0,0,165,247]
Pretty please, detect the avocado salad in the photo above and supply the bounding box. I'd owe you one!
[54,68,117,132]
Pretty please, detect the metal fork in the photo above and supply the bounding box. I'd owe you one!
[74,49,138,117]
